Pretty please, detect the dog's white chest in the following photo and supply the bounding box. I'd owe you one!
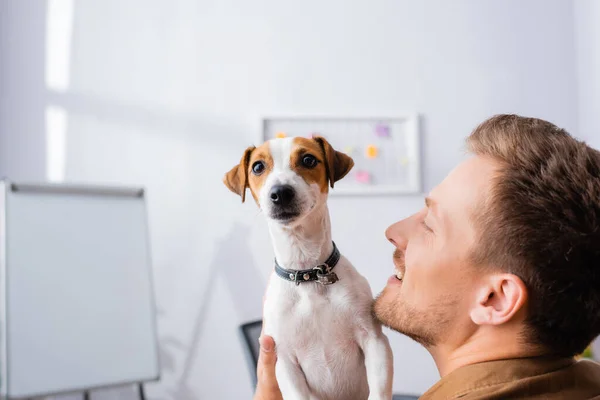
[262,258,382,400]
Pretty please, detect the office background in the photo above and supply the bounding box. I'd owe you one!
[1,0,599,398]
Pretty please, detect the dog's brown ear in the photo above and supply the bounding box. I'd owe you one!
[313,136,354,188]
[223,146,255,202]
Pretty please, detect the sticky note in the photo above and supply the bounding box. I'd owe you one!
[343,146,354,155]
[276,132,287,139]
[365,144,379,159]
[375,123,390,137]
[355,171,370,183]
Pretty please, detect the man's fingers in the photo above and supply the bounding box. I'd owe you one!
[257,335,277,384]
[260,335,275,353]
[253,335,282,399]
[254,277,282,400]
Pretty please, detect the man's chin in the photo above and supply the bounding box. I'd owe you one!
[372,289,437,348]
[371,288,400,329]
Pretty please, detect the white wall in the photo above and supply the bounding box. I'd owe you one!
[0,0,583,399]
[575,0,600,149]
[0,0,47,181]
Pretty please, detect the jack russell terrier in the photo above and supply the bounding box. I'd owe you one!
[224,135,394,400]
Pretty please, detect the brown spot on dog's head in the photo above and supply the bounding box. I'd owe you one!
[223,142,274,203]
[311,136,354,189]
[290,137,332,193]
[245,142,274,203]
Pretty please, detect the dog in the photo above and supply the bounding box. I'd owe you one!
[223,135,393,400]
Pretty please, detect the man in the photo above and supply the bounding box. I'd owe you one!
[252,114,600,400]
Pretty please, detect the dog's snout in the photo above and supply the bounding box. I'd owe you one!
[270,185,295,206]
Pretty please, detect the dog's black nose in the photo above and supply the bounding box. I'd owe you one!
[270,185,295,206]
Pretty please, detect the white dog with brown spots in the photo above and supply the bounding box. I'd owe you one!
[224,136,394,400]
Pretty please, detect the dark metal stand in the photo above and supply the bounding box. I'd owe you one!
[138,383,146,400]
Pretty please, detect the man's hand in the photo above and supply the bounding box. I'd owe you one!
[253,335,283,400]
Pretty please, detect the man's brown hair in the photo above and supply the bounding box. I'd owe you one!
[466,114,600,357]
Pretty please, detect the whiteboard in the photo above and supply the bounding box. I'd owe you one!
[262,114,421,195]
[0,181,160,399]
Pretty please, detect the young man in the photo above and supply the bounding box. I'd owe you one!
[253,114,600,400]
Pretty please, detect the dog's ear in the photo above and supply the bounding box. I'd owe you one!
[223,146,255,202]
[313,136,354,188]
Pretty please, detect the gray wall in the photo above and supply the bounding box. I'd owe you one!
[0,0,47,181]
[575,0,600,149]
[0,0,591,399]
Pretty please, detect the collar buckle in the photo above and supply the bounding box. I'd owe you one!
[313,263,330,274]
[314,263,339,285]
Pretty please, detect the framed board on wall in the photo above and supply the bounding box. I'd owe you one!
[261,114,421,195]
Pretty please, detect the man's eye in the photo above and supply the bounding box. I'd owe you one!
[302,154,318,168]
[252,161,266,175]
[421,220,433,232]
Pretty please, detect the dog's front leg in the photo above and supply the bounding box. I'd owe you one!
[276,357,312,400]
[360,331,394,400]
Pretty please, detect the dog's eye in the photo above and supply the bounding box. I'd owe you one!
[302,155,318,168]
[252,161,266,175]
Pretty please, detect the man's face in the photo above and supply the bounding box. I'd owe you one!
[373,155,498,348]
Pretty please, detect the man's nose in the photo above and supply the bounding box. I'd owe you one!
[385,218,411,249]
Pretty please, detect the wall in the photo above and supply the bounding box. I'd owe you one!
[575,0,600,149]
[0,0,47,181]
[0,0,581,399]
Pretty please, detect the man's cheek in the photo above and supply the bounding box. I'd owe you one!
[404,244,433,277]
[406,255,443,298]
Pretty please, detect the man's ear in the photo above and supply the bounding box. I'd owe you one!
[313,136,354,188]
[223,146,255,202]
[470,273,528,326]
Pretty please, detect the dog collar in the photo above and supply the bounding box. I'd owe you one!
[274,242,341,285]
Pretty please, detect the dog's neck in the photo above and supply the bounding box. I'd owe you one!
[268,202,333,271]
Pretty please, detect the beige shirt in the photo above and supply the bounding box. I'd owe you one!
[420,356,600,399]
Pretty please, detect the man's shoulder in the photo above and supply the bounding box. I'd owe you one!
[575,358,600,369]
[421,357,600,400]
[573,358,600,381]
[473,358,600,399]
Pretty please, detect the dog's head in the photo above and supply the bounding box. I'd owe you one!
[223,136,354,226]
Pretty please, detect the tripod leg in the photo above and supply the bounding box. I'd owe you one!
[138,383,146,400]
